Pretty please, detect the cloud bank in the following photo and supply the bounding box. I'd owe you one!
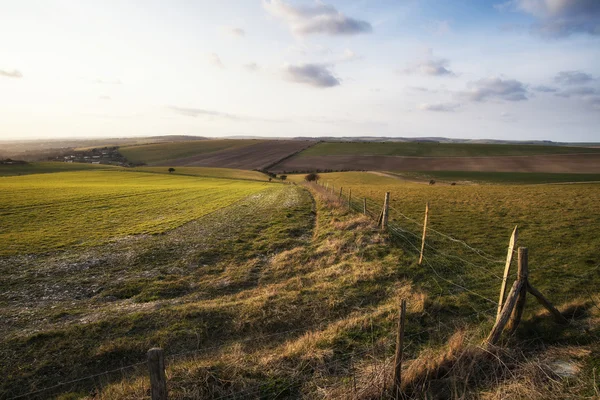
[418,102,460,112]
[263,0,372,36]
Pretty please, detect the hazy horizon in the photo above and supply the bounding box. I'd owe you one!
[1,0,599,142]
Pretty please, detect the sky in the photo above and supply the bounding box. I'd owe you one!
[1,0,600,142]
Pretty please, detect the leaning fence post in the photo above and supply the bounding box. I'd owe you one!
[363,198,367,215]
[485,279,524,346]
[497,226,518,321]
[418,202,429,265]
[147,348,167,400]
[506,247,528,335]
[393,299,406,400]
[381,192,390,230]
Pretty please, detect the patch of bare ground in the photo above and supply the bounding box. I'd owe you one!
[271,153,600,174]
[153,140,315,169]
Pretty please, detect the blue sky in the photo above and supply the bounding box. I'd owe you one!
[1,0,599,142]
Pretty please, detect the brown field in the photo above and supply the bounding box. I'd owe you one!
[271,153,600,173]
[153,140,315,169]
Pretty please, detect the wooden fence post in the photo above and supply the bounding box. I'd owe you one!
[363,198,367,215]
[147,348,167,400]
[381,192,390,230]
[497,226,518,321]
[506,247,528,334]
[348,188,352,208]
[527,284,568,324]
[393,299,406,400]
[485,279,525,346]
[418,203,429,265]
[339,187,343,199]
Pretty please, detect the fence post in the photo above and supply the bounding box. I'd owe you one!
[506,247,528,334]
[147,348,167,400]
[348,188,352,208]
[381,192,390,230]
[418,202,429,265]
[527,284,568,324]
[339,187,343,199]
[393,299,406,400]
[497,226,518,321]
[363,198,367,215]
[485,279,524,346]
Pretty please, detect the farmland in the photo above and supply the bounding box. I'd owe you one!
[0,170,269,255]
[0,162,599,399]
[119,139,258,165]
[383,170,600,184]
[0,161,114,177]
[119,139,315,170]
[299,141,600,157]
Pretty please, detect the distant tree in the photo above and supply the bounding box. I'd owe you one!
[168,168,175,174]
[305,173,320,182]
[269,177,272,182]
[429,179,436,185]
[280,175,287,181]
[451,182,456,186]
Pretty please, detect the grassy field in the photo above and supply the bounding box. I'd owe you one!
[0,162,115,177]
[0,170,269,255]
[386,170,600,184]
[133,166,270,181]
[119,139,260,164]
[299,142,600,157]
[294,172,600,310]
[1,167,599,398]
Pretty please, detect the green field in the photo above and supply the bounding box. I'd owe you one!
[0,161,115,177]
[302,172,600,308]
[134,166,269,181]
[0,170,269,255]
[387,170,600,184]
[1,167,599,398]
[119,139,260,164]
[299,141,600,157]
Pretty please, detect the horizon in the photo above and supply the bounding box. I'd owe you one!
[1,0,600,142]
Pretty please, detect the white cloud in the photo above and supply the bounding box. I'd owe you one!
[263,0,372,36]
[207,53,225,69]
[403,51,456,76]
[283,63,340,88]
[244,63,259,72]
[221,26,246,38]
[496,0,600,37]
[460,77,529,102]
[418,102,460,112]
[0,69,23,78]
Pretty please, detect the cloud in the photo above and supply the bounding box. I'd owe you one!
[418,102,460,112]
[283,63,340,88]
[532,85,557,92]
[207,53,224,69]
[403,52,456,76]
[94,78,122,84]
[553,86,600,111]
[554,70,594,85]
[168,106,285,122]
[263,0,372,36]
[338,49,363,63]
[460,77,529,102]
[0,69,23,78]
[496,0,600,37]
[169,106,241,120]
[222,26,246,38]
[554,86,598,98]
[244,63,259,72]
